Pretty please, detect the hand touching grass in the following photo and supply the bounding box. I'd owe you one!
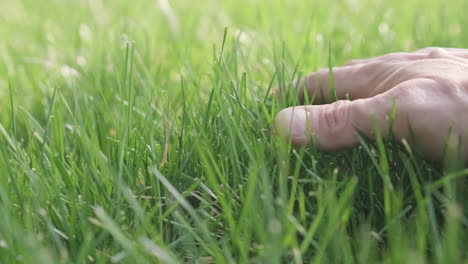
[275,47,468,161]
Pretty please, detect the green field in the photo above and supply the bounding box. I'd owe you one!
[1,0,468,263]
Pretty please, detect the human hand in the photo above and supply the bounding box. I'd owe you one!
[274,47,468,161]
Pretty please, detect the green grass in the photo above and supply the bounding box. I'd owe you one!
[1,0,468,263]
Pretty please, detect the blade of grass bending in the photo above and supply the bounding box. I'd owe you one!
[93,206,145,262]
[150,166,223,261]
[0,123,17,152]
[9,80,16,137]
[263,71,277,104]
[372,117,393,227]
[218,27,228,66]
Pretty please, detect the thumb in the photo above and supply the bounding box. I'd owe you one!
[274,100,375,151]
[273,80,427,151]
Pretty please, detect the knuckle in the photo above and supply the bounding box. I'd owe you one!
[320,100,352,137]
[426,47,447,59]
[381,53,402,61]
[380,54,394,61]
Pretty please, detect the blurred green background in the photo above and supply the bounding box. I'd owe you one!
[2,0,466,108]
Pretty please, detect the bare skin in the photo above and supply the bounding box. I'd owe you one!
[274,47,468,161]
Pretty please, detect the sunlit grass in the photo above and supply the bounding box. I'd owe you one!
[0,0,467,263]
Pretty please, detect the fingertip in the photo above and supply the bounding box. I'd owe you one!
[274,107,313,146]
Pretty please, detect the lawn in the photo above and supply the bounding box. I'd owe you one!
[1,0,468,263]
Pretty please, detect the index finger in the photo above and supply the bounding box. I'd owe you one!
[296,63,382,104]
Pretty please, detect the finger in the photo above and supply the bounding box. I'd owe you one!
[274,78,441,153]
[289,52,431,104]
[447,52,468,60]
[345,58,371,66]
[346,48,468,67]
[416,47,467,53]
[416,47,468,60]
[440,47,467,52]
[345,52,428,66]
[296,63,380,104]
